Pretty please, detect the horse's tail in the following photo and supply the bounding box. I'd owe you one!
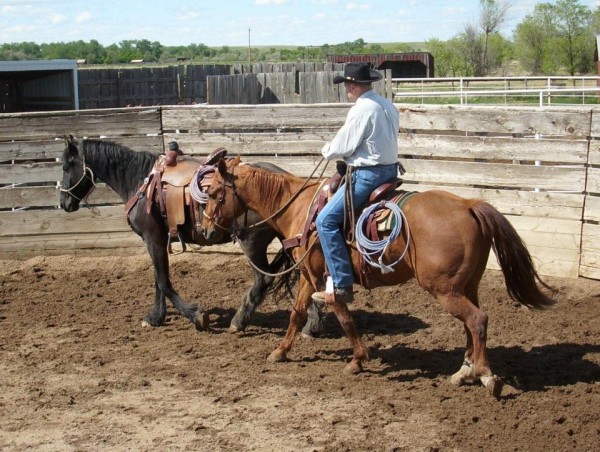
[267,248,300,302]
[470,201,555,309]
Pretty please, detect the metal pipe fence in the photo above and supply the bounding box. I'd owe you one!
[393,76,600,106]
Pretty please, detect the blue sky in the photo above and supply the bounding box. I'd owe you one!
[1,0,599,47]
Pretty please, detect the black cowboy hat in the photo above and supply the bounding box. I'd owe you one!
[333,62,382,84]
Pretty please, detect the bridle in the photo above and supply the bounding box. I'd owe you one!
[60,153,97,204]
[203,158,330,235]
[203,159,331,277]
[202,163,247,234]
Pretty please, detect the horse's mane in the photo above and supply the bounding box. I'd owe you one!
[82,139,157,197]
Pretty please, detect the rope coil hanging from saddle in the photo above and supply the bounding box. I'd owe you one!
[339,161,410,274]
[355,201,410,274]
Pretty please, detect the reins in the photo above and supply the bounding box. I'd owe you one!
[204,157,331,232]
[205,158,331,278]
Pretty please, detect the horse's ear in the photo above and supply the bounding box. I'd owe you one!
[65,134,79,150]
[231,155,241,166]
[217,158,229,177]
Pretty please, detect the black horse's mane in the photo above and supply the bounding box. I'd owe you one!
[81,139,158,199]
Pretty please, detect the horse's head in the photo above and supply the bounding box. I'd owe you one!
[59,135,96,212]
[201,156,246,242]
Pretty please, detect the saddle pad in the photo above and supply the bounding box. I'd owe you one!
[377,191,418,232]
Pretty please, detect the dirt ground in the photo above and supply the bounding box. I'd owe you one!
[0,245,599,451]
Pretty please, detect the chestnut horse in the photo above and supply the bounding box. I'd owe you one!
[201,157,554,398]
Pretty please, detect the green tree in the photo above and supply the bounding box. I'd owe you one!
[514,0,594,75]
[479,0,510,74]
[514,4,557,74]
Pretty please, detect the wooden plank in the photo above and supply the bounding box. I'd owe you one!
[585,166,600,194]
[588,107,600,138]
[587,137,600,165]
[399,104,592,137]
[399,134,588,164]
[485,215,581,278]
[0,108,161,141]
[0,231,145,259]
[0,139,64,161]
[0,161,61,184]
[0,206,130,237]
[163,131,334,156]
[583,194,600,222]
[0,185,120,210]
[161,104,350,132]
[401,183,584,220]
[580,223,600,279]
[0,186,60,209]
[402,159,585,191]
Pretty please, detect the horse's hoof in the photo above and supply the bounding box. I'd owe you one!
[344,361,362,375]
[194,312,210,331]
[228,324,242,333]
[450,364,477,386]
[141,320,151,328]
[481,375,503,399]
[267,350,287,363]
[300,332,316,340]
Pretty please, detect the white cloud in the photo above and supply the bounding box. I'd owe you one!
[50,13,66,24]
[76,11,92,23]
[314,13,327,20]
[346,3,371,11]
[2,4,34,15]
[255,0,289,5]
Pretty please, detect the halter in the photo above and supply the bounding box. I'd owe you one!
[60,154,97,204]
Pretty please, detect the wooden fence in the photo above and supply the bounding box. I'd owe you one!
[77,63,392,107]
[78,65,231,108]
[206,70,393,104]
[1,104,599,280]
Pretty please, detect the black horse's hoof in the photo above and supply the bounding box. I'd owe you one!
[194,312,210,331]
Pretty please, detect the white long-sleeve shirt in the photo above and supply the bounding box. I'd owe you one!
[321,89,399,167]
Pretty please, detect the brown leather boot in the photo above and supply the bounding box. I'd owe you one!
[311,286,354,305]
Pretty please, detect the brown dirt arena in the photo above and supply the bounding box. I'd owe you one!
[1,245,599,451]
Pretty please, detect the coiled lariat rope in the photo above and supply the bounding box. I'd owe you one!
[355,201,410,274]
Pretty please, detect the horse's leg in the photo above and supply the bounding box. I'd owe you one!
[267,276,312,363]
[146,238,208,331]
[230,233,324,336]
[141,278,167,327]
[437,292,502,398]
[229,232,276,332]
[301,299,325,339]
[328,298,370,374]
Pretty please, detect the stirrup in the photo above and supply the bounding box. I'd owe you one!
[167,232,187,255]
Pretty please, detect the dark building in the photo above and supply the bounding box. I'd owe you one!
[327,52,434,78]
[0,59,79,113]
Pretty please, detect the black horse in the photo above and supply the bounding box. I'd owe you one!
[59,136,322,335]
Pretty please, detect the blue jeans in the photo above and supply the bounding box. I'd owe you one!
[315,163,398,289]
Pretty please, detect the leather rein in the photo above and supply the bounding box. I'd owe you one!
[203,159,331,277]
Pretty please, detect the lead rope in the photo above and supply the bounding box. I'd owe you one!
[343,164,355,245]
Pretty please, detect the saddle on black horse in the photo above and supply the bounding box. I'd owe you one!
[124,143,229,252]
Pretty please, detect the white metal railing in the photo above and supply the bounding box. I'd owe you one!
[392,76,600,107]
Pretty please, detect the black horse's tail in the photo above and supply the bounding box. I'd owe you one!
[470,201,555,309]
[267,249,299,302]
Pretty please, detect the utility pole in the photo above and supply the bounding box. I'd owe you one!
[248,28,252,65]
